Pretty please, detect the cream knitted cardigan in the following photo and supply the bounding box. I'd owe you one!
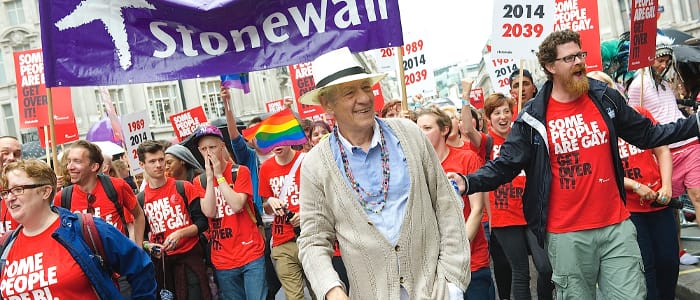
[298,118,470,300]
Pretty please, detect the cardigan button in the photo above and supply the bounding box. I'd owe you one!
[399,277,405,284]
[395,245,400,252]
[368,221,373,226]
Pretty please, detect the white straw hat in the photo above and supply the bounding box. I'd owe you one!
[298,47,386,105]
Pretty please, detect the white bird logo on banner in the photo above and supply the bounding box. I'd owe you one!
[55,0,156,70]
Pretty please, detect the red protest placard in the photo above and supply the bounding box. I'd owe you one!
[289,63,324,119]
[50,87,75,125]
[38,122,79,148]
[628,0,658,70]
[14,49,49,128]
[169,106,208,142]
[266,99,286,113]
[372,83,385,113]
[470,87,486,109]
[554,0,602,72]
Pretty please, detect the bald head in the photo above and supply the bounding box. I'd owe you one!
[0,136,21,171]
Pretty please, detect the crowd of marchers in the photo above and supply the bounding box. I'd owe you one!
[1,29,700,300]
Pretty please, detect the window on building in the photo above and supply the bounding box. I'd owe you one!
[12,43,31,53]
[0,49,6,84]
[200,80,224,119]
[689,0,700,20]
[618,0,631,31]
[146,85,176,126]
[2,104,16,137]
[5,0,25,26]
[20,128,38,144]
[94,88,127,115]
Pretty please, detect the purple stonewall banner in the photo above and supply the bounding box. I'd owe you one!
[39,0,404,87]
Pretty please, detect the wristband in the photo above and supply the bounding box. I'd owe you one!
[217,177,227,185]
[633,182,641,192]
[457,173,469,196]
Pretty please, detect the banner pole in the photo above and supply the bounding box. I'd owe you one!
[396,46,409,112]
[639,68,645,107]
[47,88,58,169]
[518,59,525,111]
[43,125,50,164]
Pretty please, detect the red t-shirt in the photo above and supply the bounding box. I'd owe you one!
[194,163,265,269]
[468,131,491,223]
[53,177,136,235]
[1,218,99,300]
[441,148,490,272]
[545,94,629,233]
[488,132,527,227]
[142,177,199,255]
[468,131,489,161]
[620,107,664,213]
[259,151,302,247]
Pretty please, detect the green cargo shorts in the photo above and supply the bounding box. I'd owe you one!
[546,219,646,300]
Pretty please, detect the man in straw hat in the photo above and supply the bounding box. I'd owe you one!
[296,47,469,299]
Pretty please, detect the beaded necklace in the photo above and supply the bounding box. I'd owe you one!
[334,125,390,214]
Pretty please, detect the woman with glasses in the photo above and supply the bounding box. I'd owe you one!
[0,159,157,299]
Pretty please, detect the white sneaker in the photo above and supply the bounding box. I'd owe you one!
[680,252,699,265]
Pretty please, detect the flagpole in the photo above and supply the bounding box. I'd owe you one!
[43,125,50,164]
[396,46,409,112]
[47,87,58,169]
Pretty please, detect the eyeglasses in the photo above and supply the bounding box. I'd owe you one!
[87,193,96,215]
[554,51,588,63]
[0,184,48,199]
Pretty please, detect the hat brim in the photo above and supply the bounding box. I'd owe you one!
[298,73,386,106]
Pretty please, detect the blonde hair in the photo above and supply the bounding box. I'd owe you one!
[587,71,615,88]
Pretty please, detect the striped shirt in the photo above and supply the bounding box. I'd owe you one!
[627,71,696,149]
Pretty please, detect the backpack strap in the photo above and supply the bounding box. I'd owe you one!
[175,180,186,202]
[231,164,239,183]
[76,213,116,278]
[0,226,23,276]
[60,185,74,209]
[137,191,145,207]
[97,174,129,236]
[199,173,207,189]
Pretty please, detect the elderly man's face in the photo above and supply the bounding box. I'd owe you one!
[321,79,375,132]
[0,137,21,170]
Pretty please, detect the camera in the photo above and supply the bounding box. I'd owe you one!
[650,197,683,209]
[283,207,301,236]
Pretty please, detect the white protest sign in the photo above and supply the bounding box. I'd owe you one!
[375,36,436,98]
[485,53,518,95]
[121,110,151,175]
[491,0,555,59]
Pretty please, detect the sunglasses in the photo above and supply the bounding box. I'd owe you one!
[87,193,96,215]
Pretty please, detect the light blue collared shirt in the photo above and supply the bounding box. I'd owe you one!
[330,118,410,245]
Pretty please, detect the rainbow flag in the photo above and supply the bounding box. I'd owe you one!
[242,109,307,153]
[220,73,250,94]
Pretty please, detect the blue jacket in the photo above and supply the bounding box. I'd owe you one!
[467,79,700,246]
[230,135,262,212]
[49,206,157,299]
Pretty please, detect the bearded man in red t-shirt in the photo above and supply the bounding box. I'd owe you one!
[457,30,700,299]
